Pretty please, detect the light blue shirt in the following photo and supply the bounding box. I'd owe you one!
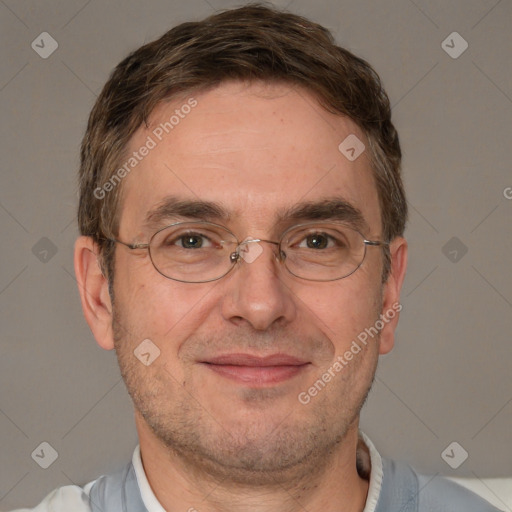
[11,435,503,511]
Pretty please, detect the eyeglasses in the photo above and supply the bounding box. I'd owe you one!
[109,221,388,283]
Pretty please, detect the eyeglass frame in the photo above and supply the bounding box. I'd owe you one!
[107,220,389,283]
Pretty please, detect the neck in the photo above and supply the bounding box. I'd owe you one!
[136,414,369,512]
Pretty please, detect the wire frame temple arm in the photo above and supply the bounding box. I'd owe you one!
[109,238,150,250]
[363,239,389,247]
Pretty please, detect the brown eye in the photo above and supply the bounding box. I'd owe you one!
[179,234,205,249]
[304,234,330,249]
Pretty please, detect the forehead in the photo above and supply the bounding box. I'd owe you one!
[118,81,381,236]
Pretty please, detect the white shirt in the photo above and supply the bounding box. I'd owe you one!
[7,433,384,512]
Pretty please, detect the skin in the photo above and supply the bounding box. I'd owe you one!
[75,81,407,512]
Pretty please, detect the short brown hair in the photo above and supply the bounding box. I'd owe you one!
[78,3,407,289]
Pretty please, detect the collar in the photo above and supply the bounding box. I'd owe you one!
[132,431,384,512]
[132,445,166,512]
[359,432,384,512]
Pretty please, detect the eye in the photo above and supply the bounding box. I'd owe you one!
[298,232,335,250]
[164,232,214,249]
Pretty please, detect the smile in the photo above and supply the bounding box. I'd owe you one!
[200,353,311,386]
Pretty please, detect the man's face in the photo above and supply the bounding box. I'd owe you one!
[110,81,395,483]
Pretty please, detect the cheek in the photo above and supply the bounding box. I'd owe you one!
[115,251,183,330]
[303,277,382,352]
[114,263,217,353]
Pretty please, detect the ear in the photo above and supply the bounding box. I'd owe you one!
[378,236,408,355]
[74,236,115,350]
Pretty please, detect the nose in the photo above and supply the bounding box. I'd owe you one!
[220,239,297,331]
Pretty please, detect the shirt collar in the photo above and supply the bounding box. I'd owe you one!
[132,431,384,512]
[132,445,166,512]
[359,431,384,512]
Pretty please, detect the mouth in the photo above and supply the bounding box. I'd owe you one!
[199,353,311,386]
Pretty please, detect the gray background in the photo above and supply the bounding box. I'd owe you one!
[1,0,511,509]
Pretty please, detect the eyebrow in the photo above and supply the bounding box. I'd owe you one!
[142,195,368,234]
[143,196,230,232]
[276,199,368,232]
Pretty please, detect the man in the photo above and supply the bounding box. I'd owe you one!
[14,4,501,511]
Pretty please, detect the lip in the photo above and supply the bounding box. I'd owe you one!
[200,353,310,386]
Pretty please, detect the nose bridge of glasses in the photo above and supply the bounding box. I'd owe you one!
[238,238,279,248]
[230,237,281,263]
